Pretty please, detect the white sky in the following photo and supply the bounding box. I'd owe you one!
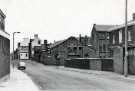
[0,0,135,52]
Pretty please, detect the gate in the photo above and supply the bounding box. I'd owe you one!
[101,59,113,71]
[128,47,135,75]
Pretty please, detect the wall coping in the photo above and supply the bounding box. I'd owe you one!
[70,58,113,60]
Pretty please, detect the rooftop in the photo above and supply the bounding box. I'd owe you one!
[94,24,115,32]
[50,36,78,48]
[109,20,135,31]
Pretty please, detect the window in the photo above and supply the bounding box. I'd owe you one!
[38,40,41,44]
[107,33,109,39]
[128,31,131,41]
[72,47,77,54]
[113,35,115,44]
[26,53,28,57]
[119,30,122,43]
[99,46,102,52]
[84,53,89,57]
[79,47,82,50]
[103,44,106,52]
[67,47,72,53]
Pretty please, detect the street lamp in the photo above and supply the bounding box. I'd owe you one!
[13,32,20,60]
[124,0,128,77]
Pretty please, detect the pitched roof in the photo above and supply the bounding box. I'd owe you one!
[109,20,135,31]
[50,36,78,48]
[0,9,6,18]
[94,24,115,32]
[50,40,65,48]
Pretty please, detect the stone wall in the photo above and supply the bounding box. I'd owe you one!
[113,46,124,74]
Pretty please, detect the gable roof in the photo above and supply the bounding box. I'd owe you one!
[50,36,78,48]
[0,9,6,18]
[94,24,115,32]
[50,40,65,48]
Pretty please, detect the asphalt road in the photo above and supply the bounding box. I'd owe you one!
[24,61,135,90]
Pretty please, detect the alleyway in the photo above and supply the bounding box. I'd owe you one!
[25,60,135,91]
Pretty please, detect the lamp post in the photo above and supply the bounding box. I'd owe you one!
[13,32,20,60]
[124,0,128,77]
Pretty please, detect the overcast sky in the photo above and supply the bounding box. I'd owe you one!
[1,0,135,52]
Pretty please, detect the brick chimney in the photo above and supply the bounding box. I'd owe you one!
[44,40,47,45]
[133,13,135,20]
[79,34,82,43]
[34,34,38,39]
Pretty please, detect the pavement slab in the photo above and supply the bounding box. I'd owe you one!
[0,68,39,91]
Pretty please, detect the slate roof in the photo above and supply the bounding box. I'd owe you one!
[0,9,6,18]
[50,40,65,48]
[109,20,135,31]
[94,24,115,32]
[50,36,78,48]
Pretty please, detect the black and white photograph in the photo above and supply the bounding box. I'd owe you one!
[0,0,135,91]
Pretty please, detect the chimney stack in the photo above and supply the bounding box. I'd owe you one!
[44,40,47,45]
[34,34,38,39]
[79,34,82,43]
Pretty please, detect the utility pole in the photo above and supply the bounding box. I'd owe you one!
[13,32,20,60]
[124,0,128,77]
[13,32,14,60]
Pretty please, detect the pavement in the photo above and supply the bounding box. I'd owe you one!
[0,68,39,91]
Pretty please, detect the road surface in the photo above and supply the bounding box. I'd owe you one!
[24,60,135,90]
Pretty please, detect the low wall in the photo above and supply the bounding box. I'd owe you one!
[65,58,113,71]
[65,58,89,69]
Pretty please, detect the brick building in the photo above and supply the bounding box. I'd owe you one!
[0,9,10,79]
[49,36,79,65]
[91,24,115,58]
[49,36,96,66]
[109,13,135,75]
[40,40,51,64]
[18,38,30,60]
[29,34,42,59]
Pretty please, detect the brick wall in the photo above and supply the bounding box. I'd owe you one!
[65,58,113,71]
[0,35,10,78]
[89,59,101,71]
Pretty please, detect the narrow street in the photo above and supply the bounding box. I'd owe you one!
[24,60,135,91]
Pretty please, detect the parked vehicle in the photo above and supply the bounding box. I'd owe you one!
[18,61,26,70]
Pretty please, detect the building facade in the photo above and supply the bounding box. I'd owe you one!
[91,24,115,58]
[29,34,42,59]
[0,9,10,79]
[109,14,135,75]
[18,38,30,60]
[50,36,80,65]
[49,36,96,66]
